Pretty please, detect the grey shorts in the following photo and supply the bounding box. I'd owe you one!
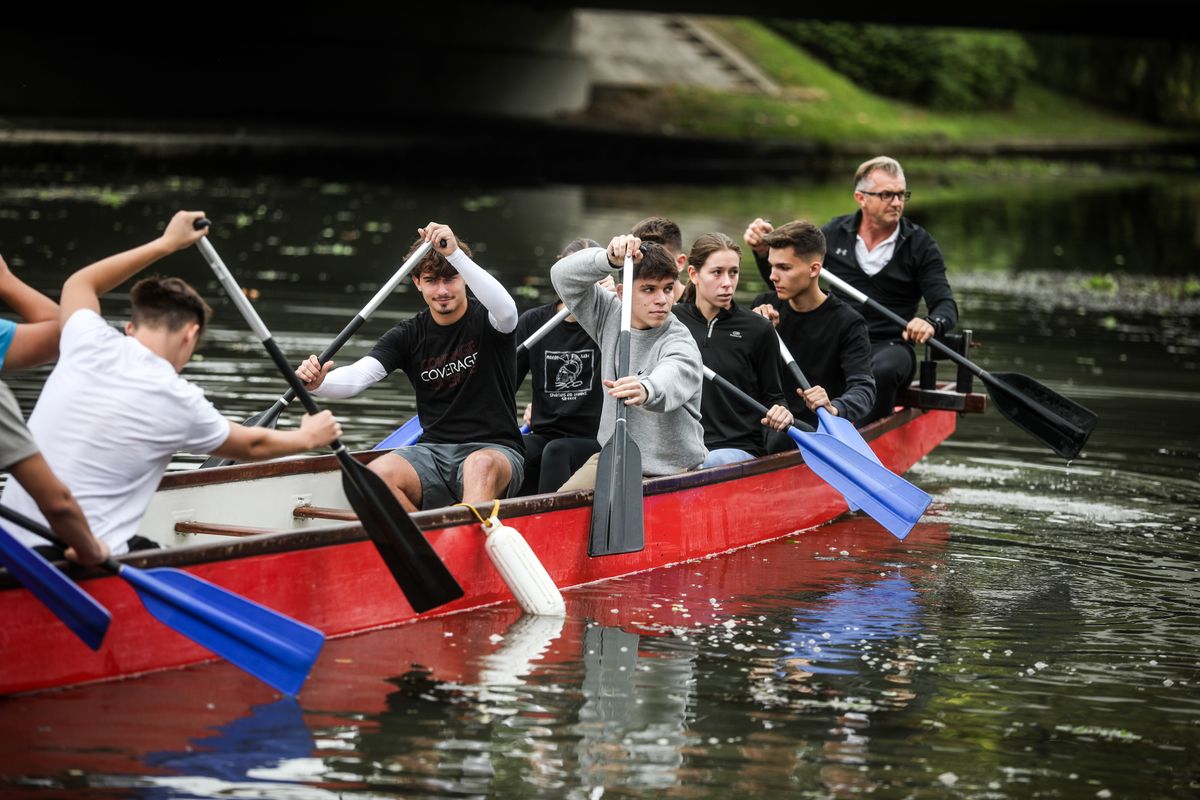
[396,441,525,510]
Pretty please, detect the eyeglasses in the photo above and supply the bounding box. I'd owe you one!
[859,190,911,202]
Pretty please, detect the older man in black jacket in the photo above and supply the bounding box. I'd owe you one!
[748,156,958,423]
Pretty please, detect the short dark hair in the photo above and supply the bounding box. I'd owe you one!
[633,242,679,283]
[631,216,683,256]
[406,235,475,281]
[763,221,826,261]
[130,276,212,332]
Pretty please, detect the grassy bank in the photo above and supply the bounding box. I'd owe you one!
[583,19,1185,147]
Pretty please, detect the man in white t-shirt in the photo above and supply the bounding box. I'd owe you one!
[0,211,342,556]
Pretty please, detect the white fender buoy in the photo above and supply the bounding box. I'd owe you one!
[482,516,565,616]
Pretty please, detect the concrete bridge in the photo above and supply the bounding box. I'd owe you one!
[1,2,1187,122]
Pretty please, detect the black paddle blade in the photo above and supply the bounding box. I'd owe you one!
[338,454,464,613]
[984,372,1099,460]
[588,421,644,557]
[199,401,286,469]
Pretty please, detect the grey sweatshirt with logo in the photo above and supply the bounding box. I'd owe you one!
[551,247,707,476]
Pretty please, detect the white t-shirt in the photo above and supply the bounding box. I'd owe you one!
[0,310,229,554]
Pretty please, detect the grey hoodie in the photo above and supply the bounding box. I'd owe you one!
[551,248,707,476]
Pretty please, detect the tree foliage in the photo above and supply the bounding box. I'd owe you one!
[1026,36,1200,128]
[768,21,1035,111]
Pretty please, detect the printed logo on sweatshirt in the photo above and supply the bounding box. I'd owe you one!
[544,349,595,401]
[729,330,743,339]
[419,341,479,390]
[835,247,849,256]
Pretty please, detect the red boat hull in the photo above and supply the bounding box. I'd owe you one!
[0,407,955,694]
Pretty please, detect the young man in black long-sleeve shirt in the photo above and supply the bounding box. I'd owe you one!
[748,221,875,442]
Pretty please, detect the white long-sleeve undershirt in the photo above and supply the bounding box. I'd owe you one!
[311,249,515,400]
[311,355,388,399]
[448,249,518,334]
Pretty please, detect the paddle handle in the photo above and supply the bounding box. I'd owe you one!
[702,366,799,437]
[818,269,988,381]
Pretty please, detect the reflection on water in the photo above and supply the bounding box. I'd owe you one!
[0,163,1197,798]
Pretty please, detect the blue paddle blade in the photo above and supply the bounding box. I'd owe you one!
[787,429,932,540]
[373,416,424,450]
[119,565,324,695]
[815,407,881,465]
[814,407,881,512]
[0,523,111,650]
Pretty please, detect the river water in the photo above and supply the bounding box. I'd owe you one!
[0,162,1197,798]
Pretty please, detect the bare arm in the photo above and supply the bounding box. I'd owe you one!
[0,254,59,322]
[420,221,518,333]
[0,322,60,372]
[7,453,109,566]
[0,254,62,371]
[207,411,342,461]
[60,211,208,325]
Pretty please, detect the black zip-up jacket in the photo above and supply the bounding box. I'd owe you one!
[673,301,786,456]
[756,212,958,343]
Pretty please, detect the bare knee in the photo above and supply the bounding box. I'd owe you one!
[369,453,422,509]
[461,450,512,502]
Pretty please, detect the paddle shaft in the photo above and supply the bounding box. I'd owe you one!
[703,367,787,433]
[773,331,850,435]
[773,332,814,391]
[521,306,572,353]
[817,269,989,381]
[588,253,644,556]
[196,237,351,450]
[197,233,464,611]
[819,268,1095,449]
[612,253,634,421]
[0,503,124,576]
[273,240,436,411]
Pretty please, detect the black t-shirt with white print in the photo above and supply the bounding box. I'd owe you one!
[515,302,603,440]
[369,298,523,452]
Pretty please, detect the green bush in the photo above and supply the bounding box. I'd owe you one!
[768,21,1034,110]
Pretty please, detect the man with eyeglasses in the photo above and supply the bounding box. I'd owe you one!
[748,155,957,424]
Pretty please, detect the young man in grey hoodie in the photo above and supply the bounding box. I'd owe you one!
[553,234,707,491]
